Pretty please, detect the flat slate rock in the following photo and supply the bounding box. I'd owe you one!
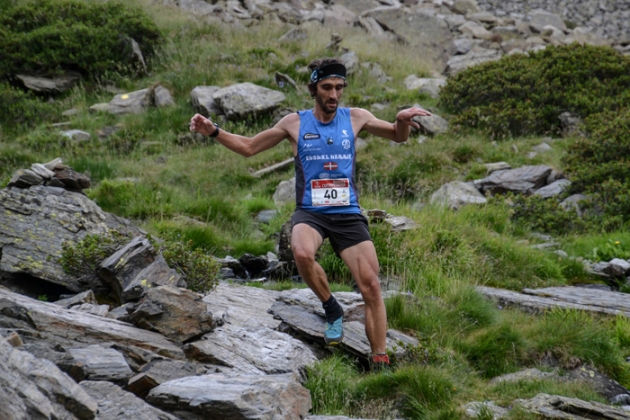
[127,359,208,398]
[203,283,282,329]
[81,380,178,420]
[0,287,184,359]
[147,373,311,420]
[183,324,317,376]
[515,393,630,419]
[477,286,630,317]
[269,295,418,361]
[59,344,132,383]
[0,335,98,420]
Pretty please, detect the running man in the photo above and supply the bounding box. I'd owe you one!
[190,58,431,367]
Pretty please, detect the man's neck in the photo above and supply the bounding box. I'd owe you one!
[312,107,337,124]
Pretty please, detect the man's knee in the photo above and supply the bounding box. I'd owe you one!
[358,276,382,303]
[292,247,316,267]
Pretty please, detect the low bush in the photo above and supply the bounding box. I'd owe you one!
[563,108,630,229]
[0,82,60,128]
[59,230,130,284]
[439,44,630,138]
[0,0,162,80]
[154,239,220,293]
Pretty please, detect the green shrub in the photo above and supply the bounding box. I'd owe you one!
[439,44,630,138]
[0,82,60,128]
[504,194,587,235]
[156,239,220,293]
[563,108,630,228]
[59,230,130,283]
[0,0,162,80]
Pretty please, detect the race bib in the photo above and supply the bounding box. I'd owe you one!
[311,179,350,206]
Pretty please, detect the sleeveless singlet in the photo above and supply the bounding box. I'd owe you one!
[294,108,361,214]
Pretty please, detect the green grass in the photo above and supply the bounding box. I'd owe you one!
[3,0,630,417]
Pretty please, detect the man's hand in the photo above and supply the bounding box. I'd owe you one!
[190,113,215,136]
[395,107,432,130]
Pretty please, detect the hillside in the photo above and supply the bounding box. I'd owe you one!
[1,0,630,419]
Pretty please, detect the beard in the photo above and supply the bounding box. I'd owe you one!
[316,94,338,115]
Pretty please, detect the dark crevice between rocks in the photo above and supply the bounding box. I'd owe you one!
[0,271,74,302]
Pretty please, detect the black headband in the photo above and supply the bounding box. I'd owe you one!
[310,63,347,84]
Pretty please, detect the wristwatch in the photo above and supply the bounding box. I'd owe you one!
[209,122,220,138]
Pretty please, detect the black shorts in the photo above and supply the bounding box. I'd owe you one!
[291,209,372,255]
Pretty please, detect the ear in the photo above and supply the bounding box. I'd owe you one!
[308,84,317,98]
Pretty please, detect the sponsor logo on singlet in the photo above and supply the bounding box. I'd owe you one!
[303,133,320,140]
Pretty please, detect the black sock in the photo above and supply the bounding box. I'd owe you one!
[322,295,344,323]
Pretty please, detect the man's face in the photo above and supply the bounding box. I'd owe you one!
[314,77,345,115]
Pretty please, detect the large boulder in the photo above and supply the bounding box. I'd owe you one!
[147,373,312,420]
[212,82,286,120]
[0,335,98,420]
[81,380,178,420]
[98,236,185,303]
[127,285,214,344]
[430,181,487,209]
[473,165,553,195]
[370,8,454,71]
[0,185,141,295]
[190,85,223,117]
[183,324,317,376]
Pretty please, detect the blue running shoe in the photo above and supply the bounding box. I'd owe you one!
[324,317,344,345]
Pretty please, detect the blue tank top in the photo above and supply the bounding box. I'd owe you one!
[295,108,361,214]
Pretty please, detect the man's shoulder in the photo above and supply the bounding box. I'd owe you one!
[349,107,375,123]
[276,111,301,127]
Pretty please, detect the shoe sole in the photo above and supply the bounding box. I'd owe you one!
[324,332,344,346]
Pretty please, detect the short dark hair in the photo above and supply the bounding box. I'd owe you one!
[307,58,348,97]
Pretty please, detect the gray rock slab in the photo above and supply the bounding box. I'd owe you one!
[127,358,207,398]
[213,82,285,120]
[515,393,630,419]
[269,299,418,361]
[430,181,487,209]
[460,21,493,39]
[306,417,376,420]
[533,179,571,198]
[81,380,178,420]
[147,373,312,420]
[54,290,97,308]
[477,286,630,318]
[371,8,454,71]
[190,86,223,117]
[485,162,512,174]
[473,165,552,195]
[404,75,447,98]
[565,365,630,402]
[0,185,142,294]
[411,105,449,136]
[445,48,503,75]
[0,335,98,420]
[273,177,296,206]
[108,88,153,115]
[59,344,132,383]
[154,85,175,108]
[61,129,91,142]
[183,324,316,376]
[252,157,294,178]
[128,285,213,344]
[0,287,184,359]
[529,9,566,32]
[16,73,80,94]
[463,401,509,419]
[202,283,282,329]
[490,368,557,384]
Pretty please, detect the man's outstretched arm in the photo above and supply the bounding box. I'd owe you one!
[352,107,432,143]
[190,113,297,157]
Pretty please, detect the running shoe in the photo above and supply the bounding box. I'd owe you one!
[324,317,344,345]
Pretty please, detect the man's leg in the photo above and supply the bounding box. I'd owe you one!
[291,223,344,344]
[339,240,387,354]
[291,223,328,300]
